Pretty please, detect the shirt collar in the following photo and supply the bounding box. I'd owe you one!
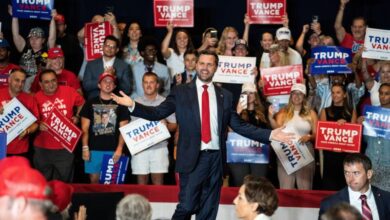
[348,184,373,201]
[196,77,214,90]
[187,70,196,76]
[141,94,161,102]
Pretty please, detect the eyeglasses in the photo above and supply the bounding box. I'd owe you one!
[104,44,117,49]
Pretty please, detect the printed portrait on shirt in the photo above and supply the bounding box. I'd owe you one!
[92,104,118,135]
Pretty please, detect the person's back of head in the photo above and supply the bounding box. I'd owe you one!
[0,157,53,220]
[116,194,152,220]
[321,202,363,220]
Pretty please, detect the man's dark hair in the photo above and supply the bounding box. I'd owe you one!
[184,49,199,59]
[343,153,372,172]
[104,35,120,48]
[39,69,57,82]
[138,36,158,53]
[198,50,219,66]
[379,82,390,91]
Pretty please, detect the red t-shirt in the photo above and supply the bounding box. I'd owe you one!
[0,88,39,154]
[0,63,20,89]
[340,33,364,54]
[30,69,81,93]
[33,85,84,150]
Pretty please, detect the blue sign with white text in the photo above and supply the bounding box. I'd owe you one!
[310,46,352,74]
[12,0,54,21]
[363,105,390,140]
[99,154,129,184]
[226,132,269,164]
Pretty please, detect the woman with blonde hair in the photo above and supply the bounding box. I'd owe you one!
[216,26,239,55]
[270,83,318,189]
[260,44,291,115]
[269,44,289,67]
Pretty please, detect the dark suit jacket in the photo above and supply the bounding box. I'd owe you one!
[132,80,272,173]
[83,58,134,99]
[319,186,390,220]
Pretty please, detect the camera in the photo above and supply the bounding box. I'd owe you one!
[239,94,248,109]
[312,15,319,23]
[210,30,218,39]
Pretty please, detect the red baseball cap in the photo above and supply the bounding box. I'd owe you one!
[48,180,74,212]
[0,156,31,173]
[98,72,117,83]
[55,14,66,24]
[0,165,51,200]
[48,47,64,59]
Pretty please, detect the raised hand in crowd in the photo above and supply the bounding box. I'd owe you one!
[104,12,121,40]
[302,24,310,35]
[161,21,175,59]
[311,21,322,35]
[242,14,250,43]
[282,14,289,28]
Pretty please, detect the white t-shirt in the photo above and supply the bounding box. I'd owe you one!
[287,47,303,65]
[369,80,381,106]
[165,48,185,78]
[260,52,271,68]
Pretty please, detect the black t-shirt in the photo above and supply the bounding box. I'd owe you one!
[80,96,130,151]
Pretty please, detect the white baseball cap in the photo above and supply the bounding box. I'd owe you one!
[290,83,306,95]
[276,27,291,41]
[241,83,257,93]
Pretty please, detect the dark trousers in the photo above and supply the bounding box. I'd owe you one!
[228,163,268,187]
[172,150,223,220]
[33,147,74,182]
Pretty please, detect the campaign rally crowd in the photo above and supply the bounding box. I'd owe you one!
[0,0,390,219]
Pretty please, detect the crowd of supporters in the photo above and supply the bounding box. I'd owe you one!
[1,0,390,219]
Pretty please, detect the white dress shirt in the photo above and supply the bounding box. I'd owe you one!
[103,57,115,69]
[348,185,379,220]
[196,78,219,150]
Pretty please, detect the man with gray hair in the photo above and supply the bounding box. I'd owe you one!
[116,194,152,220]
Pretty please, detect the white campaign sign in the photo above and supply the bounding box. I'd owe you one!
[362,27,390,60]
[212,56,256,84]
[0,98,37,144]
[271,141,314,175]
[119,118,171,155]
